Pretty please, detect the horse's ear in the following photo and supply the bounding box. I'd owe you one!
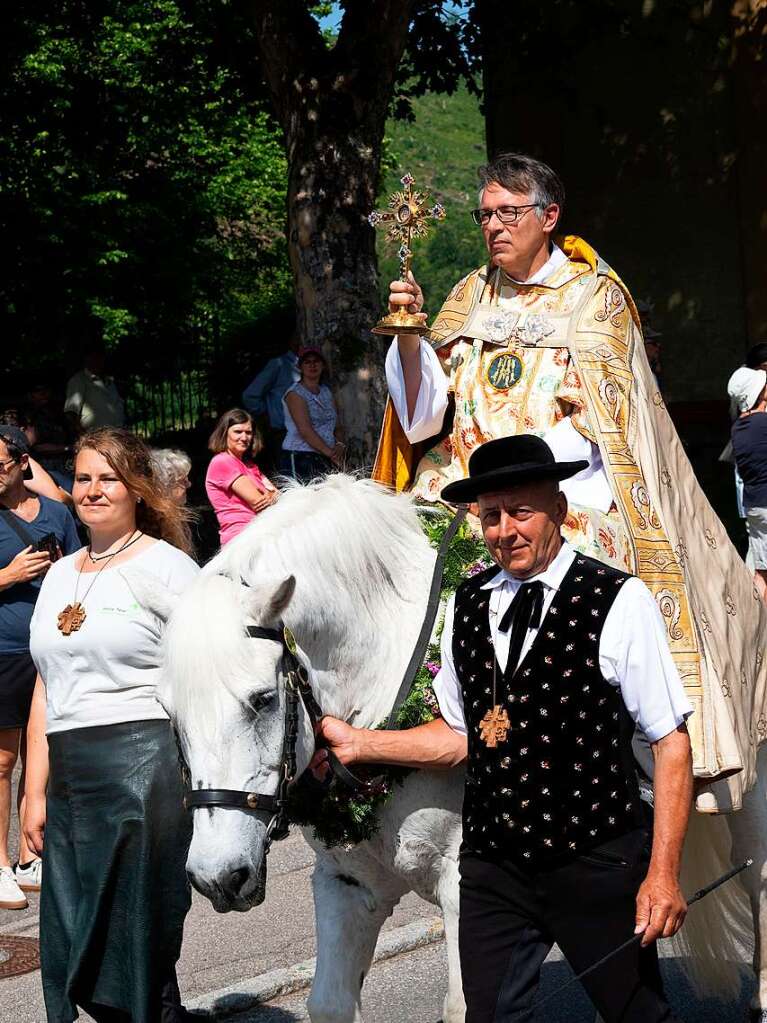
[120,567,183,624]
[262,575,296,625]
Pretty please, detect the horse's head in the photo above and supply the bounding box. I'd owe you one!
[134,567,315,913]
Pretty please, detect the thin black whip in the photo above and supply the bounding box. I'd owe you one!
[532,858,753,1012]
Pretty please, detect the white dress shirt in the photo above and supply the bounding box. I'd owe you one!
[433,542,693,744]
[384,245,613,511]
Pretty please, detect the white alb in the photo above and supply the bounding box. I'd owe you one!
[384,244,614,511]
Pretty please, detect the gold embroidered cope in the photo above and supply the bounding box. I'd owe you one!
[373,235,767,811]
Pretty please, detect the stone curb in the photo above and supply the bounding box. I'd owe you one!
[187,915,445,1019]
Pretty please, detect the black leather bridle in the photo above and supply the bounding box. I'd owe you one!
[179,506,467,855]
[182,624,322,852]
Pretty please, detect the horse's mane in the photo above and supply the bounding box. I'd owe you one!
[208,475,432,634]
[163,475,435,730]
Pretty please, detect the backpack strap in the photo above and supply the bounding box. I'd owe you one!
[0,508,36,548]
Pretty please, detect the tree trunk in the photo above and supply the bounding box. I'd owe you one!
[250,1,415,466]
[285,109,388,467]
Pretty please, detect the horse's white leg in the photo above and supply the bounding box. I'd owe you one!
[437,855,466,1023]
[307,860,396,1023]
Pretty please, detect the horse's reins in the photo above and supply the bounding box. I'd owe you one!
[384,505,467,730]
[305,503,469,794]
[181,504,468,850]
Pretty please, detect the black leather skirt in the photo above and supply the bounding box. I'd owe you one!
[40,719,192,1023]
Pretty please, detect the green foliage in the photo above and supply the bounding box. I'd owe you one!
[1,1,291,389]
[1,1,486,428]
[287,668,440,849]
[376,83,489,315]
[287,510,492,849]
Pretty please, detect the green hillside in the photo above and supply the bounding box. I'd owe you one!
[375,84,488,318]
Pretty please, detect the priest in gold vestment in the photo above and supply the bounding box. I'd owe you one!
[373,152,767,811]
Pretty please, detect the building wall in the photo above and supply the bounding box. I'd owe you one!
[479,0,766,406]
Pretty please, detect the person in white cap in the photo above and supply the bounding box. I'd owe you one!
[730,365,767,601]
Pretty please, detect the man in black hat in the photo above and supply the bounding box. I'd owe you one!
[314,435,693,1022]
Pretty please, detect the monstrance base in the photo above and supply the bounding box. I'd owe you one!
[371,310,426,336]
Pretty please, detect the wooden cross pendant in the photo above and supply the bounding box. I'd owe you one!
[57,602,87,636]
[480,705,510,748]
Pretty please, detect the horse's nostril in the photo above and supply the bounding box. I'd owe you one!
[226,865,251,895]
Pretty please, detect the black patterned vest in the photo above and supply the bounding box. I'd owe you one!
[454,553,643,869]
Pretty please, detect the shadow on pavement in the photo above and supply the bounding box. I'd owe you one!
[226,1008,301,1022]
[537,956,754,1022]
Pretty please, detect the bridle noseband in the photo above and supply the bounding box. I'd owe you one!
[182,623,322,852]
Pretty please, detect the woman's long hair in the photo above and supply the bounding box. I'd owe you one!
[75,428,195,557]
[207,408,263,460]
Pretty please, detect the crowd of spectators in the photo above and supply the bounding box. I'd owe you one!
[0,319,765,1016]
[0,333,345,913]
[0,328,345,1015]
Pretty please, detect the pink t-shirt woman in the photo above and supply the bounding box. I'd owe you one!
[205,453,276,545]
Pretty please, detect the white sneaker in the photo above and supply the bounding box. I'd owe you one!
[14,858,42,892]
[0,866,28,909]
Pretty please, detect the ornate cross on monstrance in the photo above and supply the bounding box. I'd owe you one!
[368,172,446,336]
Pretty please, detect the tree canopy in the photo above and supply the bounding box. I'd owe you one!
[1,1,290,387]
[1,1,481,437]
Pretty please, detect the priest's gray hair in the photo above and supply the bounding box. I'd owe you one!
[477,152,565,224]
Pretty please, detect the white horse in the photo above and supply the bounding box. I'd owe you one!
[140,475,767,1022]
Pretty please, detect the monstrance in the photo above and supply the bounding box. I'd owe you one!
[368,173,446,336]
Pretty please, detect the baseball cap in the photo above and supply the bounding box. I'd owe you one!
[728,367,767,414]
[297,346,325,363]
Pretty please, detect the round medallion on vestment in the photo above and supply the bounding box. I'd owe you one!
[486,352,523,391]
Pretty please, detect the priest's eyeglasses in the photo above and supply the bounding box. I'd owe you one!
[471,203,541,227]
[0,457,18,474]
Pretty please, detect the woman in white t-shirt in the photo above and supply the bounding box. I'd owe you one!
[24,427,198,1023]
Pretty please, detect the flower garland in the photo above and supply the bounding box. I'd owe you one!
[287,510,492,849]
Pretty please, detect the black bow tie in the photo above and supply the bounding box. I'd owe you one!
[498,581,545,677]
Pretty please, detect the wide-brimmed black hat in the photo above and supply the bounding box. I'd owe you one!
[440,435,588,504]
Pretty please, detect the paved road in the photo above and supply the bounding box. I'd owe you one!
[0,796,436,1022]
[0,768,757,1022]
[232,942,755,1023]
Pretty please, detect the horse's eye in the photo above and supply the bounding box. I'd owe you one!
[248,693,274,715]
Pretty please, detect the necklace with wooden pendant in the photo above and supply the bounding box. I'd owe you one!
[57,602,87,636]
[480,704,511,748]
[479,638,511,749]
[57,530,141,636]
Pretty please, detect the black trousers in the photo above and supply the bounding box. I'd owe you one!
[459,828,681,1023]
[279,449,333,484]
